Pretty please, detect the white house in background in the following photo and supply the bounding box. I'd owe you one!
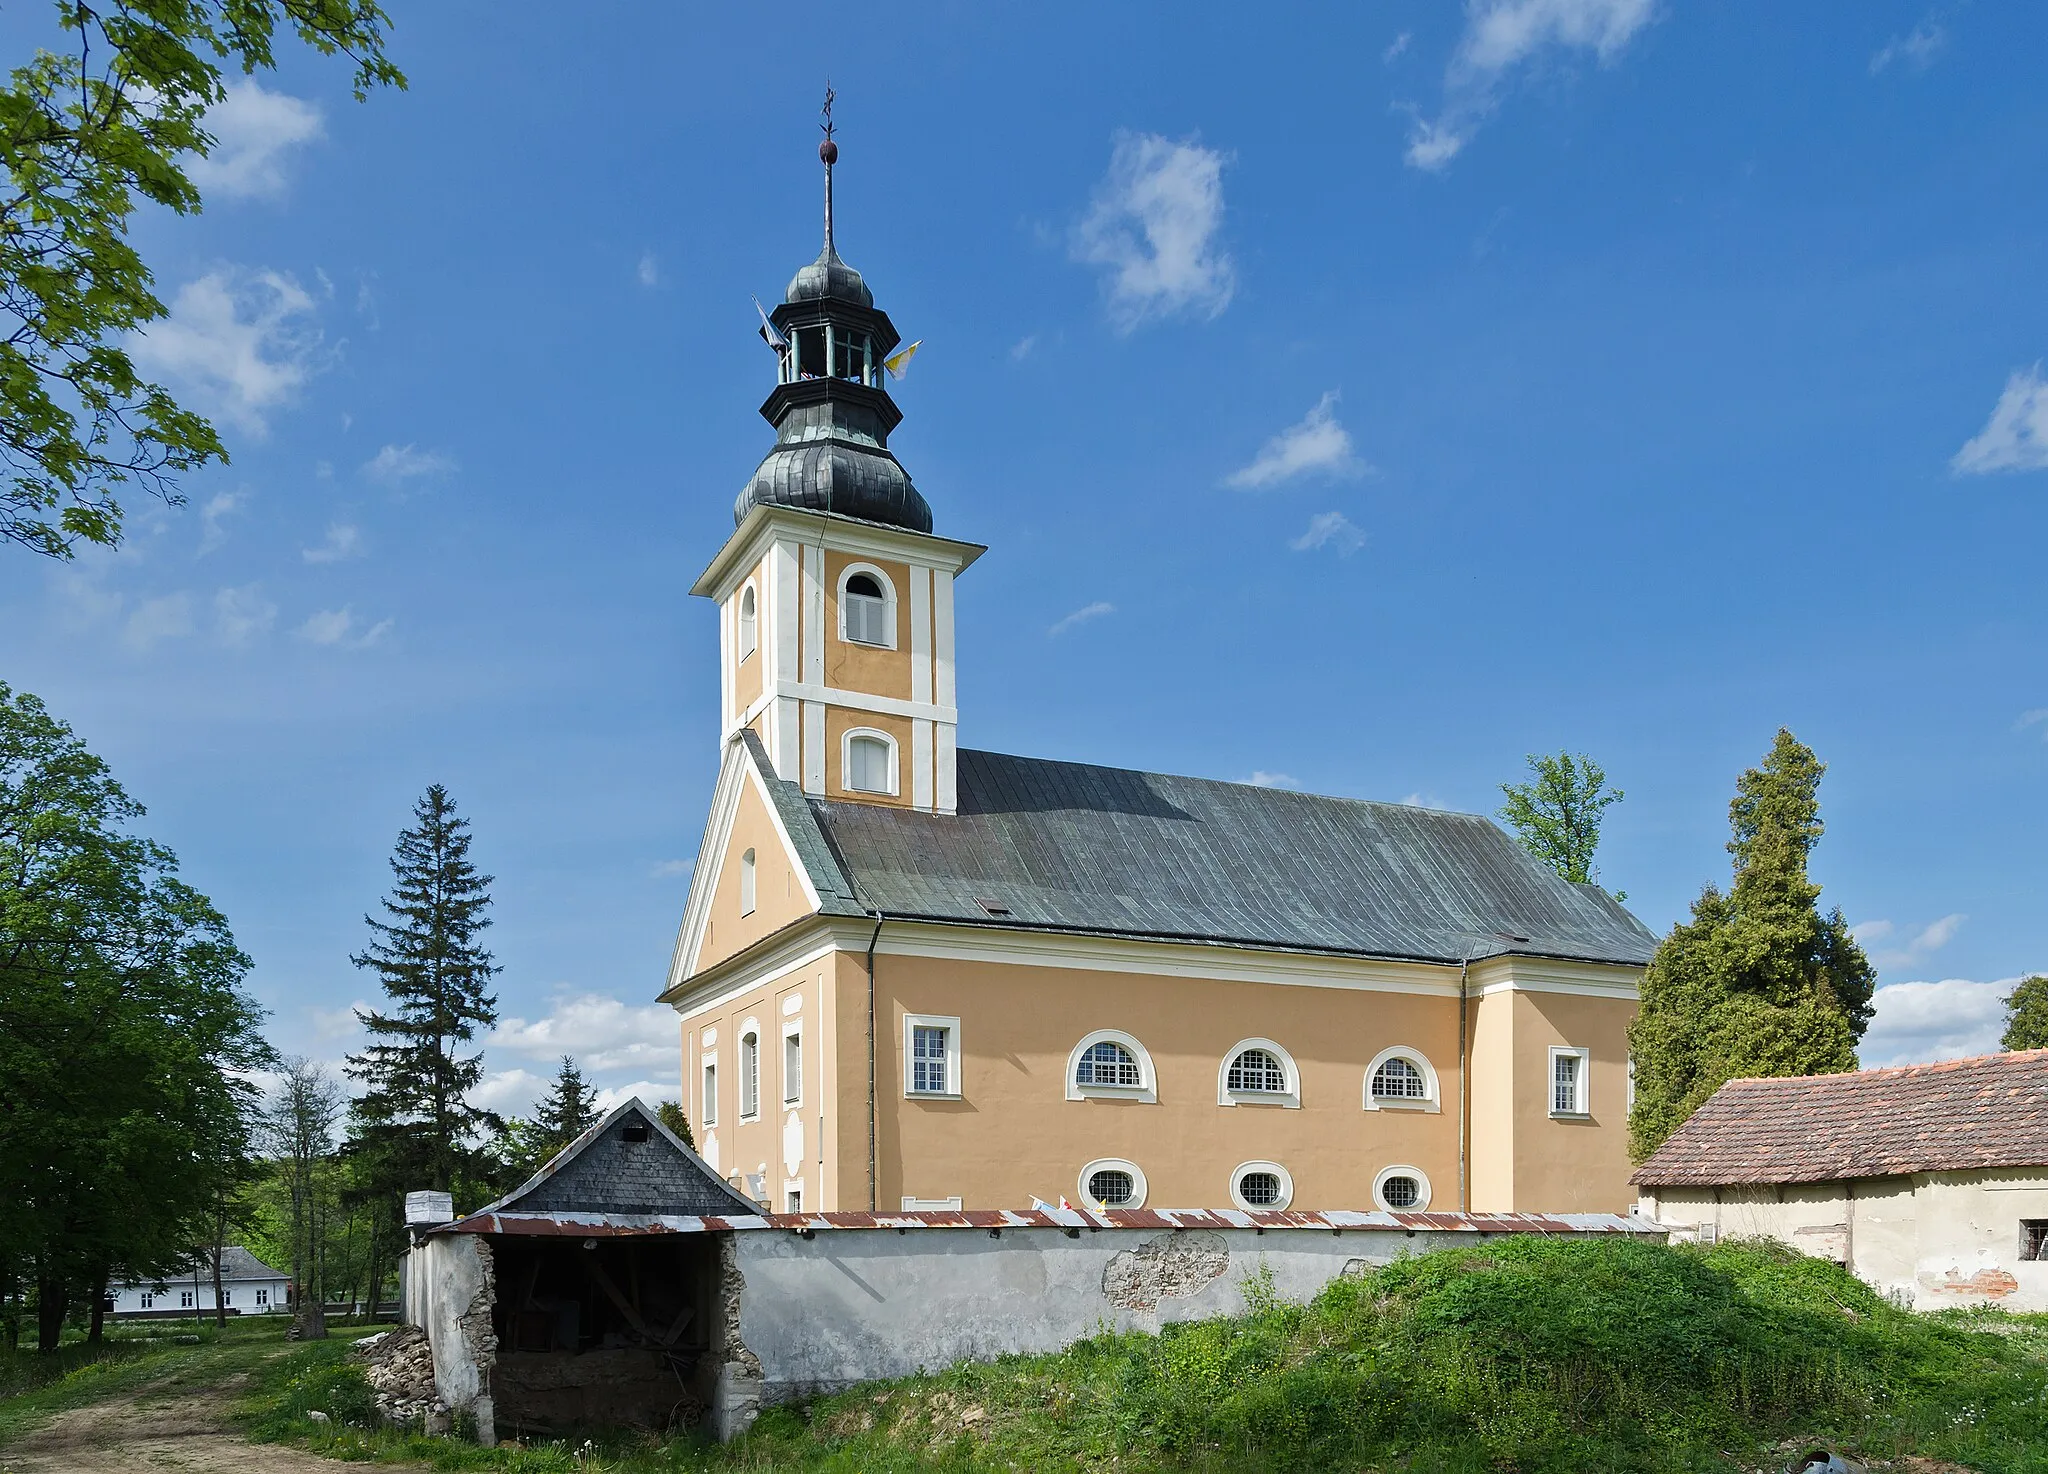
[1633,1049,2048,1312]
[108,1245,290,1317]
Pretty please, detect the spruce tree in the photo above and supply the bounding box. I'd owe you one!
[536,1056,597,1155]
[2003,975,2048,1051]
[1627,730,1875,1162]
[345,785,500,1196]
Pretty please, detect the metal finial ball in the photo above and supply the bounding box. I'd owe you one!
[819,139,838,165]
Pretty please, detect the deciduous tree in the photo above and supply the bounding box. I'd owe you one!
[1499,752,1624,890]
[1627,729,1874,1163]
[0,2,404,558]
[2003,975,2048,1052]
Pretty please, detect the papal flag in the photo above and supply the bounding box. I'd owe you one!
[752,295,788,352]
[883,339,922,380]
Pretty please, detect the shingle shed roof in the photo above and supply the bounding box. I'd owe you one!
[795,747,1656,968]
[1632,1050,2048,1187]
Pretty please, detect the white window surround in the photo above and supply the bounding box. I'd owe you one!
[1363,1045,1441,1113]
[739,847,757,917]
[1217,1037,1302,1109]
[903,1012,962,1098]
[1078,1158,1148,1210]
[737,581,758,662]
[1550,1045,1591,1117]
[836,562,898,649]
[1065,1029,1158,1103]
[1230,1160,1294,1211]
[739,1020,761,1121]
[782,1020,803,1107]
[1373,1164,1432,1212]
[701,1053,718,1127]
[841,726,900,796]
[902,1195,963,1211]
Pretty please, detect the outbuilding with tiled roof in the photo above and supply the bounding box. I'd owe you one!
[1633,1050,2048,1312]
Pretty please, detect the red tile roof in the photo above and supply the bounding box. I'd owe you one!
[1632,1049,2048,1187]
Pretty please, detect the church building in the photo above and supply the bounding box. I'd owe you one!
[660,128,1656,1219]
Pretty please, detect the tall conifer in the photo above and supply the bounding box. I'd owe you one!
[345,785,500,1194]
[536,1055,597,1155]
[1627,730,1875,1162]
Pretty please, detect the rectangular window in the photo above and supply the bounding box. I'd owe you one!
[220,1289,232,1306]
[904,1014,961,1096]
[140,1293,153,1309]
[740,1033,760,1119]
[785,1187,803,1213]
[783,1029,802,1105]
[2023,1220,2048,1262]
[180,1291,193,1308]
[255,1289,268,1306]
[702,1060,718,1127]
[1550,1046,1590,1117]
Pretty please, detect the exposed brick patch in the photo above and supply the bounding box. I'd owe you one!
[1926,1267,2021,1300]
[1103,1231,1229,1312]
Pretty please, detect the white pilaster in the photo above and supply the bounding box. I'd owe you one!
[773,696,801,782]
[802,543,825,685]
[911,717,934,809]
[772,539,800,693]
[909,564,932,706]
[934,721,957,815]
[933,569,956,709]
[802,700,826,794]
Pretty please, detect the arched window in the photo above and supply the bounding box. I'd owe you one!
[1374,1164,1431,1212]
[1364,1047,1441,1112]
[739,848,756,916]
[838,566,895,647]
[1065,1029,1157,1101]
[1076,1040,1141,1088]
[1078,1158,1147,1210]
[740,1030,760,1119]
[1230,1160,1294,1211]
[1218,1038,1301,1108]
[843,729,897,795]
[738,584,758,662]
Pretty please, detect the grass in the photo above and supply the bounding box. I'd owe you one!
[9,1240,2048,1473]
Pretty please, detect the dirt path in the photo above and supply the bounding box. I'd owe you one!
[0,1359,413,1474]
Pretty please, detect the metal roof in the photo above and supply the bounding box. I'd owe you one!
[796,748,1656,968]
[436,1206,1657,1238]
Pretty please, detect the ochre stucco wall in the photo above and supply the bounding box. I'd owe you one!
[1502,989,1638,1212]
[822,550,914,702]
[693,776,816,973]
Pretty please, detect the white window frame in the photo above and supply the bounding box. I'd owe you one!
[739,847,757,917]
[1216,1037,1301,1109]
[701,1053,719,1127]
[1549,1045,1591,1118]
[180,1291,194,1309]
[737,580,759,662]
[1065,1028,1157,1103]
[140,1292,153,1309]
[781,1020,803,1107]
[836,562,898,649]
[783,1182,804,1214]
[1229,1160,1294,1211]
[739,1022,761,1121]
[1373,1164,1432,1212]
[903,1012,962,1098]
[901,1195,963,1211]
[841,726,900,796]
[1363,1046,1441,1113]
[1078,1157,1148,1211]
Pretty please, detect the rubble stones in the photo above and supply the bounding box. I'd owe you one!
[350,1325,442,1427]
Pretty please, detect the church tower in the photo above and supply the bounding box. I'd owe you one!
[690,108,981,814]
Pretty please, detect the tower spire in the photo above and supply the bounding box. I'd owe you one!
[819,83,838,258]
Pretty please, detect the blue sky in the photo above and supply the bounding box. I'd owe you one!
[2,1,2045,1111]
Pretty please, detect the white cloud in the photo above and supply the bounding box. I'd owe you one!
[650,859,694,880]
[1384,31,1412,63]
[302,522,363,564]
[1290,510,1366,556]
[363,444,457,484]
[1952,364,2048,474]
[1870,17,1946,75]
[491,993,678,1077]
[472,1068,547,1118]
[1228,392,1368,490]
[1073,132,1235,331]
[122,592,194,651]
[1010,335,1038,361]
[197,489,248,554]
[297,605,392,649]
[591,1081,675,1114]
[2022,710,2048,740]
[213,584,276,646]
[130,268,326,435]
[1855,912,1967,973]
[1243,771,1297,789]
[637,251,660,287]
[185,81,324,200]
[1861,975,2030,1067]
[1406,0,1659,172]
[1048,600,1115,636]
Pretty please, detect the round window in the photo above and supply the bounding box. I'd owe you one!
[1087,1168,1136,1207]
[1380,1174,1421,1209]
[1237,1171,1282,1206]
